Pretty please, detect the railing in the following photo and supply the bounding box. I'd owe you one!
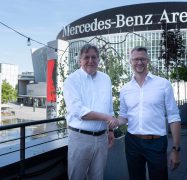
[177,99,187,106]
[0,117,67,179]
[177,100,187,126]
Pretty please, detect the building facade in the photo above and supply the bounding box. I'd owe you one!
[0,63,18,88]
[17,47,47,107]
[31,48,47,83]
[57,2,187,76]
[27,40,68,112]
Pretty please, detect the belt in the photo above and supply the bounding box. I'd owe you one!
[131,133,161,140]
[69,126,106,136]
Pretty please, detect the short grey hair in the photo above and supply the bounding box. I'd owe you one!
[78,43,100,60]
[130,46,149,60]
[130,46,148,55]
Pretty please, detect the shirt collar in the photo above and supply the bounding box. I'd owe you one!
[146,72,154,80]
[80,67,98,79]
[131,72,154,83]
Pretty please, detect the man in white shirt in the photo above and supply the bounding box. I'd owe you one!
[118,46,181,180]
[63,43,118,180]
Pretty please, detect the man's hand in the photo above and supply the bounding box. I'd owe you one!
[108,131,115,148]
[168,150,180,171]
[106,117,119,129]
[117,116,128,125]
[169,122,181,171]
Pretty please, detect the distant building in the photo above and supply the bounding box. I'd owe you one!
[17,46,49,107]
[31,48,47,83]
[29,40,69,116]
[26,82,46,107]
[18,72,35,95]
[17,47,48,107]
[0,63,18,88]
[17,72,35,105]
[18,71,46,107]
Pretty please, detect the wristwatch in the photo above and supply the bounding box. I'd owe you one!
[172,146,181,152]
[109,129,114,132]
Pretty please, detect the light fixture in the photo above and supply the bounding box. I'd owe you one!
[27,38,31,46]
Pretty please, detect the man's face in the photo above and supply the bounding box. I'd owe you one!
[79,48,99,75]
[130,50,149,74]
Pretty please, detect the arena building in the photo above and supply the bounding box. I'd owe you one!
[57,2,187,76]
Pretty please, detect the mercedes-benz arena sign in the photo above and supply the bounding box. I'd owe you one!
[57,2,187,41]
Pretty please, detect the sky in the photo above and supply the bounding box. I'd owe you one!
[0,0,182,73]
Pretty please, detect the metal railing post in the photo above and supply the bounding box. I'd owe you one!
[19,126,26,178]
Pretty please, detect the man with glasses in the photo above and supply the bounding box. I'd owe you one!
[118,46,181,180]
[63,43,118,180]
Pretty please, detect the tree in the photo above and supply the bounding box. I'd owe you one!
[99,49,129,137]
[99,48,128,116]
[159,21,185,79]
[1,80,17,103]
[170,65,187,81]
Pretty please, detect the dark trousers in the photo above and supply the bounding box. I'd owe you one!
[125,132,168,180]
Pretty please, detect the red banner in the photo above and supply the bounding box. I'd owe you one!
[47,59,56,103]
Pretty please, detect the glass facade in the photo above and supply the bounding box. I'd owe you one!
[67,30,187,77]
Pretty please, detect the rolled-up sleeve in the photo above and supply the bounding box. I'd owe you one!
[165,82,181,123]
[109,80,114,116]
[119,88,128,118]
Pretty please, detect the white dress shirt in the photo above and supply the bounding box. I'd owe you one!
[119,72,181,136]
[63,68,113,131]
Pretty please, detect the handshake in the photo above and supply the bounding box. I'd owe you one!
[107,117,118,129]
[106,116,127,129]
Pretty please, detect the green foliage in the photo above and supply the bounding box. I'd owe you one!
[114,125,127,137]
[159,27,185,79]
[99,50,128,116]
[99,50,129,137]
[56,61,69,117]
[2,80,17,103]
[148,63,167,78]
[170,65,187,81]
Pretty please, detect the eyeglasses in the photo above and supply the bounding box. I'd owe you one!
[131,58,148,63]
[82,55,98,62]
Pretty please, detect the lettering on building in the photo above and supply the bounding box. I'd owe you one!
[57,2,187,40]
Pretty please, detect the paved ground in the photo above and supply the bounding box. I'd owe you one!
[1,103,46,123]
[168,127,187,180]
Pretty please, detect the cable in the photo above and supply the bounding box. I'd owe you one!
[0,20,149,65]
[0,20,65,52]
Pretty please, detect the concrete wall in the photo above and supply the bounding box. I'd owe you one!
[31,47,47,83]
[18,80,30,95]
[27,82,46,96]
